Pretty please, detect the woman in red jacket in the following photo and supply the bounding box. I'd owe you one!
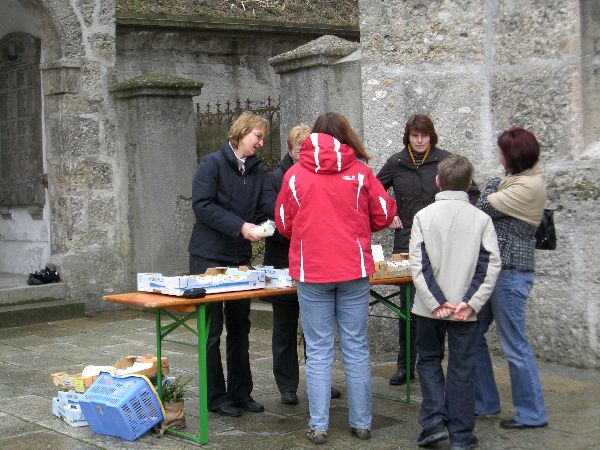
[275,112,396,445]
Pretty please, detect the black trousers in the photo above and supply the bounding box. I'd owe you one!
[189,255,253,409]
[271,300,300,394]
[416,316,478,446]
[397,284,417,372]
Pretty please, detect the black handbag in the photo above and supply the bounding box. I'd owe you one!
[535,209,556,250]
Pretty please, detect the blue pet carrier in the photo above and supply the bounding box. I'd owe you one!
[79,372,164,441]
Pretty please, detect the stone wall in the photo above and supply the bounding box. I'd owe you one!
[115,20,358,110]
[4,0,125,311]
[360,0,600,367]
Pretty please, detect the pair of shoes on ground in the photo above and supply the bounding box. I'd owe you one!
[500,418,548,429]
[417,422,478,450]
[306,427,371,445]
[389,369,415,386]
[27,264,60,285]
[280,387,341,405]
[210,399,264,417]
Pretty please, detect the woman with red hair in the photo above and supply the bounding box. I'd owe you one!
[474,127,548,430]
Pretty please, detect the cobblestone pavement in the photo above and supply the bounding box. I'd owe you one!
[0,310,599,449]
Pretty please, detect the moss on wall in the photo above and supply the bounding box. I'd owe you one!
[116,0,359,27]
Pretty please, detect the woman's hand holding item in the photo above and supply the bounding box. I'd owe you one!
[241,222,261,241]
[454,302,474,321]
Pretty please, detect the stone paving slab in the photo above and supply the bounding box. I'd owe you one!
[0,310,599,449]
[0,430,100,450]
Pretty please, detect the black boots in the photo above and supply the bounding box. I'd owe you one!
[27,264,60,285]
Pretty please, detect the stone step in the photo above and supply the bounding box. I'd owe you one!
[250,299,273,330]
[0,281,67,306]
[0,298,86,329]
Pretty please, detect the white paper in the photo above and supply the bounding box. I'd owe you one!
[371,244,385,262]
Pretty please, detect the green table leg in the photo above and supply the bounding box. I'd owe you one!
[156,309,163,400]
[403,284,411,404]
[197,305,209,443]
[155,306,210,445]
[370,283,412,404]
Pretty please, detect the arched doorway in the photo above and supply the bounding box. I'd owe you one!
[0,1,50,275]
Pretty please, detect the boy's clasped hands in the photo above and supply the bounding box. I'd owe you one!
[432,301,475,321]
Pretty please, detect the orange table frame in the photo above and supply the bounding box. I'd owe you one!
[104,275,411,445]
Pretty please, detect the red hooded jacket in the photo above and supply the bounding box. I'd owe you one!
[275,133,397,283]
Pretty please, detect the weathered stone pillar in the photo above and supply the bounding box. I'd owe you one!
[111,73,202,277]
[269,35,362,152]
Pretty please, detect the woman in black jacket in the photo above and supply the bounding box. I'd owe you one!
[188,112,272,417]
[261,124,309,405]
[377,114,480,386]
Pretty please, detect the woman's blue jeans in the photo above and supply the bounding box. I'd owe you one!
[474,269,548,425]
[297,278,372,432]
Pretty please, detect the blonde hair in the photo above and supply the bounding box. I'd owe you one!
[228,112,270,147]
[287,124,311,151]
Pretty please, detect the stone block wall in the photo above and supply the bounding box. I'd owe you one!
[360,0,600,367]
[29,0,124,310]
[115,25,326,109]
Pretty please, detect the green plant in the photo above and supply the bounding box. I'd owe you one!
[162,375,191,404]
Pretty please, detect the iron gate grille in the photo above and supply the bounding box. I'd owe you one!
[196,97,281,170]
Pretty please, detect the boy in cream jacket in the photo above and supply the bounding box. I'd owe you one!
[410,155,501,450]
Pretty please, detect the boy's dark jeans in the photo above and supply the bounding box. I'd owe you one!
[416,315,478,446]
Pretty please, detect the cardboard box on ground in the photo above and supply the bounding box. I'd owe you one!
[52,391,87,427]
[51,355,169,393]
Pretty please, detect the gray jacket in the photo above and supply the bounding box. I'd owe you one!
[410,191,501,321]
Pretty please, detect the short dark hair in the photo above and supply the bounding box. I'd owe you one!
[403,114,438,147]
[437,155,473,192]
[497,127,540,174]
[311,112,370,161]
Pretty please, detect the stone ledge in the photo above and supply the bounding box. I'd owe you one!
[116,14,359,40]
[110,73,203,98]
[270,35,361,73]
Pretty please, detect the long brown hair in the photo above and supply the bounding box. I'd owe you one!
[311,112,370,161]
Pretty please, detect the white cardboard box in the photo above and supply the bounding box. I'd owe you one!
[137,269,266,296]
[57,390,84,406]
[52,396,88,427]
